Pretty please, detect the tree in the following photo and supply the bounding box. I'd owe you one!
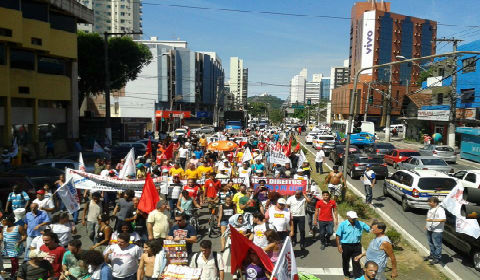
[269,109,284,124]
[77,32,152,104]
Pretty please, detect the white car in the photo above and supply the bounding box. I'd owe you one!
[313,135,335,150]
[451,170,480,189]
[174,128,188,137]
[305,133,317,144]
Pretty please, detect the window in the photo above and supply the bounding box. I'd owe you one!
[465,173,476,183]
[462,57,477,73]
[120,19,125,23]
[0,44,5,65]
[31,37,42,46]
[50,12,76,33]
[461,88,475,103]
[437,93,443,104]
[120,12,125,16]
[453,170,466,179]
[0,0,20,10]
[0,28,13,37]
[38,56,66,75]
[10,49,35,70]
[22,0,48,22]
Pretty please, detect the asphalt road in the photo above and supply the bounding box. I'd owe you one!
[299,135,480,280]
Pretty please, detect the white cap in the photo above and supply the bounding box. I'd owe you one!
[346,211,358,219]
[29,250,49,259]
[277,198,287,205]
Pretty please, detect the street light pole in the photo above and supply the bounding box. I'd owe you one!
[385,64,393,142]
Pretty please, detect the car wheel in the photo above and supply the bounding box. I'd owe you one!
[349,170,357,180]
[473,251,480,271]
[383,184,389,197]
[402,197,410,212]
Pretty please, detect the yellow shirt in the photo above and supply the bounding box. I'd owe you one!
[185,169,200,180]
[197,165,213,177]
[199,138,207,147]
[169,167,184,177]
[232,192,246,214]
[236,152,244,162]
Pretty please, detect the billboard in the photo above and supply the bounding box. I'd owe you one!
[417,110,449,121]
[361,10,376,75]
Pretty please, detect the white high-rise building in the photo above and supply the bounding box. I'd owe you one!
[290,70,307,104]
[77,0,142,39]
[229,57,248,107]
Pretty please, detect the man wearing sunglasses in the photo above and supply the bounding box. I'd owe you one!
[167,212,197,254]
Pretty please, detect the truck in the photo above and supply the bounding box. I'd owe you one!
[224,110,247,132]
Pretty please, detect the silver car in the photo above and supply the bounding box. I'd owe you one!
[419,145,457,163]
[398,156,453,173]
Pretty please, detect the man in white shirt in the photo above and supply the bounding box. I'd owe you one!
[361,165,376,205]
[33,190,55,218]
[178,144,189,169]
[237,162,251,179]
[286,191,311,250]
[315,148,325,174]
[190,240,224,280]
[265,198,293,241]
[104,233,143,279]
[249,212,269,249]
[425,197,446,265]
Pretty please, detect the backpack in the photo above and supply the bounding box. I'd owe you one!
[194,251,219,275]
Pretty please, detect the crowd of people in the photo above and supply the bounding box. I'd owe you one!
[0,126,407,280]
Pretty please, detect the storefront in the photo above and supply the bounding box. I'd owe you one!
[155,110,192,132]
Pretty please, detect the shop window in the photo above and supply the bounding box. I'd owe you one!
[10,49,35,70]
[22,0,48,22]
[38,56,66,75]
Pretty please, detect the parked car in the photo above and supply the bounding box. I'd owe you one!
[305,133,317,145]
[111,142,147,163]
[192,126,215,134]
[174,128,188,137]
[450,170,480,189]
[384,149,421,169]
[347,154,388,179]
[397,156,453,173]
[321,142,336,156]
[419,144,457,163]
[0,173,36,208]
[35,159,79,170]
[329,145,360,165]
[443,209,480,271]
[313,135,335,150]
[62,152,110,173]
[365,142,396,156]
[9,166,64,188]
[383,170,458,211]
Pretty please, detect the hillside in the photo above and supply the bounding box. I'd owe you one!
[247,95,284,109]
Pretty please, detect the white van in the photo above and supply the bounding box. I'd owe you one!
[383,124,405,133]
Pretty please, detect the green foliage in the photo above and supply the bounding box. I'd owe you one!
[417,68,433,84]
[77,32,153,100]
[247,95,284,109]
[293,108,306,120]
[269,109,284,124]
[386,228,402,248]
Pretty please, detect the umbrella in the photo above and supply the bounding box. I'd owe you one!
[207,141,238,151]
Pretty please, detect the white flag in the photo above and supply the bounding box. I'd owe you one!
[57,177,80,214]
[119,148,136,179]
[297,149,307,169]
[78,152,86,172]
[271,236,298,280]
[93,141,105,153]
[242,148,253,163]
[441,185,480,239]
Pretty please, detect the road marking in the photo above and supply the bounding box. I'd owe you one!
[299,139,463,280]
[225,265,344,276]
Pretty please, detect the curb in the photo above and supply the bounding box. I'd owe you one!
[299,140,462,280]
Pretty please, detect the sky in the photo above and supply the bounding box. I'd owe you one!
[142,0,480,100]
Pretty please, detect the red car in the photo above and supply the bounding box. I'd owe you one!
[384,149,421,168]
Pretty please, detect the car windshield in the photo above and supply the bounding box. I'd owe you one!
[436,146,454,152]
[421,159,448,166]
[357,157,384,164]
[399,152,421,156]
[417,178,457,191]
[376,143,394,149]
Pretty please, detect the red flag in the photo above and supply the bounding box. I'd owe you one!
[230,225,274,275]
[187,129,191,138]
[137,173,160,214]
[164,143,174,160]
[294,143,300,152]
[145,138,152,157]
[284,138,292,157]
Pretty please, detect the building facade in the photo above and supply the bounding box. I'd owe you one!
[0,0,93,152]
[331,0,437,125]
[290,73,306,104]
[77,0,142,39]
[229,57,247,108]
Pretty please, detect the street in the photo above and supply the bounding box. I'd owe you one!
[298,134,480,280]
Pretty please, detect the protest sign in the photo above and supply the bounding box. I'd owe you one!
[251,177,307,195]
[56,177,80,214]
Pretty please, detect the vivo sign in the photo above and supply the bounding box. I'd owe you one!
[361,10,376,74]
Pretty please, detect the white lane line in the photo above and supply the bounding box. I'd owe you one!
[224,266,344,276]
[299,140,463,280]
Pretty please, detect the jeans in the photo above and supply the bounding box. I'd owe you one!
[24,235,36,261]
[306,211,315,232]
[86,221,97,242]
[364,184,373,204]
[315,162,323,174]
[72,210,79,223]
[168,198,179,219]
[179,158,187,169]
[292,216,305,246]
[317,221,334,245]
[341,243,362,278]
[113,273,137,280]
[426,231,443,261]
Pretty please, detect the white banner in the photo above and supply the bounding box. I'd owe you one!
[441,185,480,239]
[78,152,86,172]
[57,177,80,214]
[119,148,136,179]
[242,147,253,163]
[271,236,298,280]
[270,149,291,165]
[297,149,306,169]
[417,110,450,121]
[361,10,376,75]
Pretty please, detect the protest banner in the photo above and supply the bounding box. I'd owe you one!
[270,148,292,165]
[441,185,480,239]
[56,177,80,214]
[162,264,202,280]
[251,177,307,195]
[271,236,299,280]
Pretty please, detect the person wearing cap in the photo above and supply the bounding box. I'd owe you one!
[189,153,200,168]
[18,249,53,280]
[361,164,376,205]
[336,211,371,279]
[293,169,306,180]
[33,189,55,218]
[265,198,294,241]
[147,201,170,241]
[325,165,344,201]
[286,190,312,250]
[314,191,338,250]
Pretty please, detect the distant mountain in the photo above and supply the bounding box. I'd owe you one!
[247,95,284,109]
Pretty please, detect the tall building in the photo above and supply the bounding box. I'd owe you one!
[290,69,307,104]
[331,0,437,123]
[330,59,350,92]
[0,0,93,148]
[305,81,320,104]
[77,0,142,39]
[229,57,248,108]
[320,77,331,101]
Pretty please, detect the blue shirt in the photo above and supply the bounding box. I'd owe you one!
[25,210,50,237]
[193,150,204,159]
[366,235,391,272]
[252,163,265,171]
[8,191,30,210]
[336,220,370,244]
[355,276,367,280]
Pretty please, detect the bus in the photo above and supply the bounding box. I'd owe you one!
[332,120,375,144]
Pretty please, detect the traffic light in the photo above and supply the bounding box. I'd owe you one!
[368,94,374,105]
[307,99,311,105]
[353,115,362,133]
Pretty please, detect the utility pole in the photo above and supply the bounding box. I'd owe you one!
[436,37,463,147]
[385,64,394,142]
[103,31,142,144]
[364,82,372,122]
[403,79,409,139]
